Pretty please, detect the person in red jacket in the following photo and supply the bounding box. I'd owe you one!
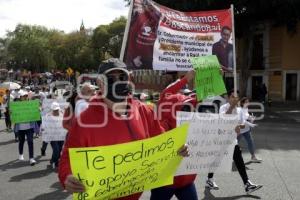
[150,70,198,200]
[58,58,189,200]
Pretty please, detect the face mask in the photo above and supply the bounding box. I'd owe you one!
[106,82,130,103]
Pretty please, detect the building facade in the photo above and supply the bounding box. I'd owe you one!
[237,22,300,102]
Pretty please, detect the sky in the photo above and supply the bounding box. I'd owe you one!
[0,0,129,37]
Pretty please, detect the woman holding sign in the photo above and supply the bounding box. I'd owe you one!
[14,90,37,166]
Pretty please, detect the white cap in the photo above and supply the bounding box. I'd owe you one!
[50,102,60,111]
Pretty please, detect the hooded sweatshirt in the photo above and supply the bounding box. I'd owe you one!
[156,77,197,188]
[58,97,164,200]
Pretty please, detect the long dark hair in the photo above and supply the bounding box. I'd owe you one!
[240,97,249,107]
[66,90,77,112]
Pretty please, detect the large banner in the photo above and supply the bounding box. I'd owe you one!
[123,0,234,72]
[42,113,67,142]
[10,100,41,123]
[176,111,238,175]
[69,124,189,200]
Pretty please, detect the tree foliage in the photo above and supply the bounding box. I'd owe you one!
[0,17,127,72]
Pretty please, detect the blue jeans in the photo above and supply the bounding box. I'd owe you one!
[150,183,198,200]
[18,129,34,158]
[237,130,255,155]
[50,141,64,166]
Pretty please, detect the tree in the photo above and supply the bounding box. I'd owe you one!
[1,16,127,73]
[5,24,55,72]
[92,17,127,61]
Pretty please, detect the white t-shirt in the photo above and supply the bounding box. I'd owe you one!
[75,99,89,117]
[237,107,256,134]
[220,103,239,144]
[219,103,237,114]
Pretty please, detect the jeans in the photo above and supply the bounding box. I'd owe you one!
[18,129,34,158]
[150,183,198,200]
[50,141,64,166]
[41,141,48,152]
[237,130,255,155]
[208,145,248,185]
[4,111,11,129]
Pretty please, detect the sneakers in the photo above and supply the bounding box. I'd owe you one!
[29,158,36,166]
[251,157,262,163]
[41,148,46,156]
[245,180,263,194]
[19,155,24,161]
[205,178,219,190]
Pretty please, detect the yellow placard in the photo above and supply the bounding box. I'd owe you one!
[69,124,189,200]
[66,67,74,76]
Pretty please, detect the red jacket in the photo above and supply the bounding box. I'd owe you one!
[58,97,164,200]
[157,77,197,188]
[62,106,74,131]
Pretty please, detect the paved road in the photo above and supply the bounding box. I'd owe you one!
[0,104,299,200]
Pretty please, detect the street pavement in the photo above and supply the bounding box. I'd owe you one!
[0,103,299,200]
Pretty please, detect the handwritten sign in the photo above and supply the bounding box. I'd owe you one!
[69,124,189,200]
[10,100,41,123]
[42,99,67,116]
[176,111,238,174]
[191,55,227,100]
[42,113,67,142]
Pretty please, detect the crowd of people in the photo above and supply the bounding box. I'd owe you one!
[1,58,263,199]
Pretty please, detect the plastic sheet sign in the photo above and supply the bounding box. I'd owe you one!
[176,111,238,175]
[69,124,189,200]
[10,100,41,123]
[191,55,227,100]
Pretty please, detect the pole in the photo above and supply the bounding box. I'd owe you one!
[231,4,238,96]
[119,0,134,61]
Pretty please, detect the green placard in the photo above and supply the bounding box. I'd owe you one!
[10,100,41,123]
[191,55,227,100]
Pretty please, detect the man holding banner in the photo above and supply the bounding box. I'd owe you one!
[58,58,189,199]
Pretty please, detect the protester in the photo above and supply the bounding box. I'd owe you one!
[150,70,198,200]
[14,90,37,166]
[41,102,66,169]
[206,90,263,194]
[58,58,189,199]
[237,97,262,163]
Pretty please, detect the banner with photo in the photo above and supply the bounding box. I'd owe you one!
[122,0,234,72]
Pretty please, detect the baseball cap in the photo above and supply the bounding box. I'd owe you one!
[98,58,127,75]
[50,102,60,111]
